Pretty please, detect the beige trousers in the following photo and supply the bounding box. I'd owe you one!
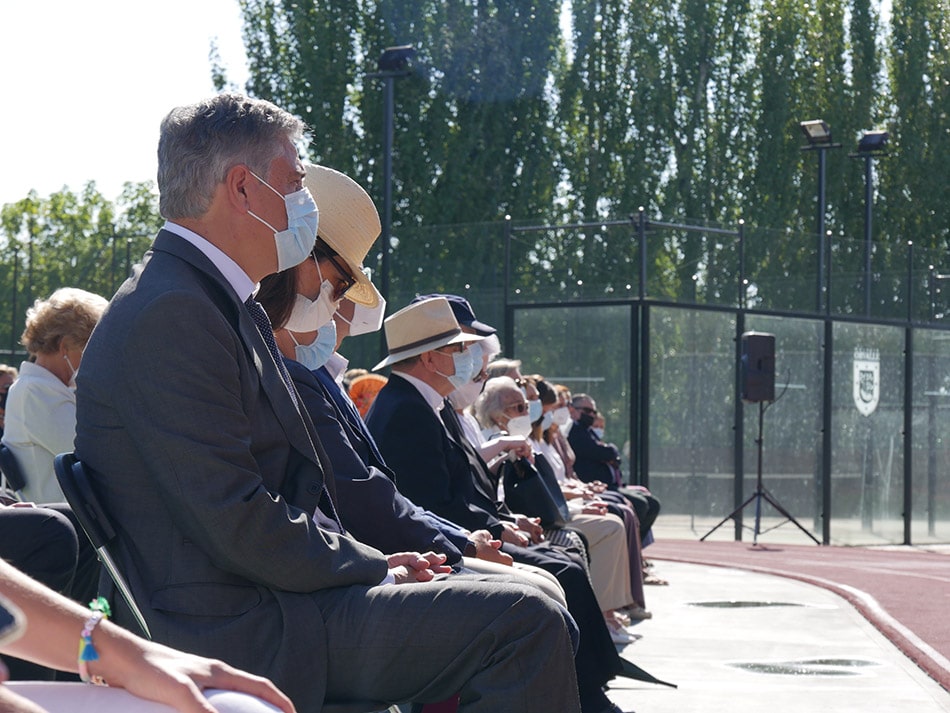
[567,512,634,611]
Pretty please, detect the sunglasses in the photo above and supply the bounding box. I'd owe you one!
[578,406,598,415]
[505,401,529,414]
[315,251,357,301]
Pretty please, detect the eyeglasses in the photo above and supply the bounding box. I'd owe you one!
[504,401,528,414]
[578,406,598,415]
[315,251,357,301]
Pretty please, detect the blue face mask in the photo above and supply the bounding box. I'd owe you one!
[247,171,319,271]
[436,346,477,390]
[528,398,543,423]
[291,320,337,371]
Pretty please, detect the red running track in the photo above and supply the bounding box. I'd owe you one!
[648,539,950,692]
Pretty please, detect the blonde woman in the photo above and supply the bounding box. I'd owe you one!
[2,288,107,502]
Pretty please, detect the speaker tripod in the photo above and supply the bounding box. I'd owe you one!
[701,400,820,545]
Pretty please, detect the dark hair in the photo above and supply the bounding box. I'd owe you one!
[257,238,339,329]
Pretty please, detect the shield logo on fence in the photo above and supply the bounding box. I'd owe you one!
[853,348,880,417]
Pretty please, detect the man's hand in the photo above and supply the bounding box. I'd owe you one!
[499,521,531,548]
[514,515,544,544]
[582,502,608,516]
[386,552,451,584]
[470,529,514,565]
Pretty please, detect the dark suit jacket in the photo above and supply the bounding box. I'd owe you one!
[313,366,475,554]
[287,360,463,563]
[74,230,388,712]
[366,374,507,538]
[568,421,622,485]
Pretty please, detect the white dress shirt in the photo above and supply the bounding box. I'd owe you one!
[2,361,75,502]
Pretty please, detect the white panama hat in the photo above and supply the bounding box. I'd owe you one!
[373,296,484,371]
[304,163,381,307]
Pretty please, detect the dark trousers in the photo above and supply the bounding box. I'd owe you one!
[0,503,101,680]
[502,540,621,713]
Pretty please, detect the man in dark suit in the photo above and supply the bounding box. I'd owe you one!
[74,93,580,713]
[367,297,632,713]
[568,393,660,540]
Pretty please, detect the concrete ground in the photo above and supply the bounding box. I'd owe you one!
[605,560,950,713]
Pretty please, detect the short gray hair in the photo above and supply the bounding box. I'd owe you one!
[157,93,306,220]
[486,358,522,380]
[473,376,520,430]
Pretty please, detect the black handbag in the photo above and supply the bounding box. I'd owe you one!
[501,455,568,529]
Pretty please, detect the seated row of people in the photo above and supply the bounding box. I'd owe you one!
[68,90,605,713]
[4,93,660,712]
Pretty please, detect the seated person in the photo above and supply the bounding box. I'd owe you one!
[74,94,581,713]
[0,556,294,713]
[568,392,661,542]
[2,288,107,502]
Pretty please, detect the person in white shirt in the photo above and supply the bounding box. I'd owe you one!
[2,288,106,502]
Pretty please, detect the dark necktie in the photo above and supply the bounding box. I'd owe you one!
[246,297,346,532]
[245,297,298,407]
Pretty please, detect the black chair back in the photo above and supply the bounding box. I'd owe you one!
[53,452,151,639]
[0,443,26,496]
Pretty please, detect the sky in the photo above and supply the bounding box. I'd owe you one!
[0,0,249,207]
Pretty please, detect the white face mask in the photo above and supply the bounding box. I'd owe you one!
[505,414,533,438]
[448,376,484,411]
[338,290,386,336]
[246,171,319,271]
[64,353,78,389]
[552,406,571,426]
[541,411,554,431]
[290,321,337,371]
[283,258,340,332]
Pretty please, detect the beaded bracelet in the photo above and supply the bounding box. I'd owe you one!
[78,597,111,685]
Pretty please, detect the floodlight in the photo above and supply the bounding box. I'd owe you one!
[377,45,415,72]
[800,119,832,145]
[856,130,889,154]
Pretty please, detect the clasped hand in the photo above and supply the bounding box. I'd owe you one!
[386,551,451,584]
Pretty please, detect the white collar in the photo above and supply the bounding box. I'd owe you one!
[396,371,445,413]
[162,221,256,302]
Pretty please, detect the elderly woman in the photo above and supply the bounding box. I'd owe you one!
[1,288,107,502]
[474,376,639,643]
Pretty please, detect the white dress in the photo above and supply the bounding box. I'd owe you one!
[1,361,75,502]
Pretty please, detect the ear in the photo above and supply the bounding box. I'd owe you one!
[419,350,439,373]
[225,164,254,212]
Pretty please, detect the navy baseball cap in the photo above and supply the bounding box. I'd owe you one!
[410,293,497,336]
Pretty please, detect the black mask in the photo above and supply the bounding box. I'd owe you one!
[578,412,595,429]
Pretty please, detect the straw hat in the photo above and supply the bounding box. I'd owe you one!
[372,296,484,371]
[303,163,381,307]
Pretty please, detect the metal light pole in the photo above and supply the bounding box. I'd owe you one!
[849,130,889,316]
[800,120,841,314]
[365,45,415,307]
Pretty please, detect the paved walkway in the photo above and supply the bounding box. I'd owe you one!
[604,560,950,713]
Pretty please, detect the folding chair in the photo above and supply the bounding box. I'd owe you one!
[0,443,27,500]
[53,452,151,639]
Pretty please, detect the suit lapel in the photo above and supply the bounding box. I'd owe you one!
[153,231,326,478]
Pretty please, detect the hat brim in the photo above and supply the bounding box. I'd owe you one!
[372,331,483,371]
[339,255,378,307]
[466,319,496,336]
